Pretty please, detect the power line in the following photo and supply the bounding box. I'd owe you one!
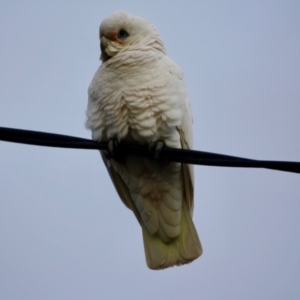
[0,126,299,174]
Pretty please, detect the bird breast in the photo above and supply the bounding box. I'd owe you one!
[87,50,184,148]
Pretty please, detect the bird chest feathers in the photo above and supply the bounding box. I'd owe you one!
[87,53,184,146]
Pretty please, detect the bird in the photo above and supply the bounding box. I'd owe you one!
[86,11,202,270]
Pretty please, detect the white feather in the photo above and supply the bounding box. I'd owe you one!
[86,11,202,269]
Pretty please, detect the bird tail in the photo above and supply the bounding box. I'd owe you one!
[142,202,202,270]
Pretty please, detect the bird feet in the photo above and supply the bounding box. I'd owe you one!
[106,138,126,162]
[106,139,168,164]
[148,141,168,164]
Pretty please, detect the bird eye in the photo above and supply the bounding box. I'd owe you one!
[117,29,129,40]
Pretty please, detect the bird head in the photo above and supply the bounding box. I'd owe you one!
[99,11,165,62]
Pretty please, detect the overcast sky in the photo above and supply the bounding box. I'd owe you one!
[1,1,300,299]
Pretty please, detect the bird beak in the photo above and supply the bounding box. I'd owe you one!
[99,33,118,62]
[100,36,108,53]
[100,36,110,61]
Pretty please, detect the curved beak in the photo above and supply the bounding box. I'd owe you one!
[100,36,108,53]
[99,32,118,62]
[100,36,111,62]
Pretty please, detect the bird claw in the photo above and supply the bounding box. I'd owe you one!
[149,141,168,164]
[106,138,125,162]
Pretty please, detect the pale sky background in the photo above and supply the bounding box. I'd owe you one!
[1,1,300,299]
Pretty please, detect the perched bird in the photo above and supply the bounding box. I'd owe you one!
[86,11,202,269]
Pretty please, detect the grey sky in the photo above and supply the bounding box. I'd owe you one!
[1,1,300,299]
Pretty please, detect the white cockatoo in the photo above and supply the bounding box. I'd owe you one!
[86,11,202,269]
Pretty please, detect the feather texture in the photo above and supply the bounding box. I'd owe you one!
[86,11,202,269]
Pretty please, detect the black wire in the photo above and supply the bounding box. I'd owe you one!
[0,126,299,174]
